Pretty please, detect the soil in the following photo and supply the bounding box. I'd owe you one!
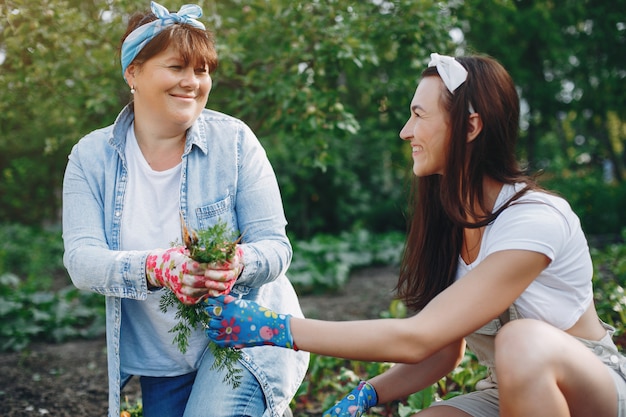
[0,266,399,417]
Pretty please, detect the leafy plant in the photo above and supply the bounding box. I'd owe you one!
[0,272,105,352]
[591,229,626,349]
[120,396,143,417]
[158,220,243,388]
[3,222,626,415]
[0,224,105,352]
[289,229,405,293]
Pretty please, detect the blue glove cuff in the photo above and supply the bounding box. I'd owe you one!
[357,381,378,408]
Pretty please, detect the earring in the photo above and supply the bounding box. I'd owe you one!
[130,86,135,94]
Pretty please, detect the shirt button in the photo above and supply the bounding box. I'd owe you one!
[610,354,619,364]
[115,211,121,217]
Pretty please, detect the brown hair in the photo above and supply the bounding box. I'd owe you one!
[119,9,218,73]
[396,55,542,311]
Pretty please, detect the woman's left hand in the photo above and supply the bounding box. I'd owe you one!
[203,246,244,297]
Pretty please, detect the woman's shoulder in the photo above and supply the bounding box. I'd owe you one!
[192,109,259,146]
[198,108,248,127]
[496,183,581,233]
[73,105,132,151]
[71,125,116,157]
[500,183,572,213]
[518,186,573,214]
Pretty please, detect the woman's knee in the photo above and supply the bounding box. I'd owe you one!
[495,319,557,381]
[184,359,266,417]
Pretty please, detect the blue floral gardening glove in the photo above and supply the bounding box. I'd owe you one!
[204,295,298,350]
[323,381,378,417]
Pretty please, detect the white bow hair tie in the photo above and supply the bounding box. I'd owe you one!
[428,53,468,93]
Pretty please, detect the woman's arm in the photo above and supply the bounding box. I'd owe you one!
[322,339,466,416]
[370,339,466,403]
[206,249,549,361]
[232,125,292,288]
[62,138,152,298]
[288,249,549,362]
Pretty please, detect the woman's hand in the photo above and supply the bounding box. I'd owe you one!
[323,381,378,417]
[204,295,297,349]
[203,246,244,297]
[145,246,211,304]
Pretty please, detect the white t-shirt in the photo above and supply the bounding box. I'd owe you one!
[455,183,593,330]
[119,125,207,376]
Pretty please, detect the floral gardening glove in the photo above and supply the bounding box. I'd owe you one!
[146,246,208,304]
[204,295,297,350]
[323,381,378,417]
[203,246,244,297]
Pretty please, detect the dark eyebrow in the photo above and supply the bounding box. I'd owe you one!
[411,104,425,113]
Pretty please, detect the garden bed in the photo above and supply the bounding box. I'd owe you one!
[0,266,398,417]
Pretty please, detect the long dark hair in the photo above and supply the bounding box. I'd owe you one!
[396,55,543,311]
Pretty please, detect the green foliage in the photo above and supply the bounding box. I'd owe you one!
[539,172,626,236]
[183,220,239,264]
[158,291,207,353]
[3,0,626,239]
[0,224,104,351]
[293,301,488,417]
[0,0,456,238]
[207,0,456,237]
[295,354,395,415]
[453,0,626,181]
[591,229,626,336]
[289,229,405,294]
[121,397,143,417]
[0,273,105,351]
[0,0,137,225]
[207,340,244,389]
[0,223,65,285]
[3,223,626,414]
[159,220,243,387]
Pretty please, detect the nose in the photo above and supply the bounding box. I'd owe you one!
[180,67,200,88]
[399,118,413,141]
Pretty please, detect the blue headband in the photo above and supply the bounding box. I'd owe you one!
[120,1,205,80]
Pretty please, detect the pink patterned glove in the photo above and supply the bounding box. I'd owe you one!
[146,246,208,304]
[204,246,244,297]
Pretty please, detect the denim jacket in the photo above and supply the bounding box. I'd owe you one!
[62,104,309,417]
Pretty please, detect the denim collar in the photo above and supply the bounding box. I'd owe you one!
[107,103,209,160]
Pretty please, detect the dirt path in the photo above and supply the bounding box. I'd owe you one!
[0,266,399,417]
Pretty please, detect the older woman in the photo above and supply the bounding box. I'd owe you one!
[62,2,308,416]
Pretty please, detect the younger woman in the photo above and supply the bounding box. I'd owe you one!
[204,53,626,417]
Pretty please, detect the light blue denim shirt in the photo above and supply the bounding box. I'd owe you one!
[62,104,309,417]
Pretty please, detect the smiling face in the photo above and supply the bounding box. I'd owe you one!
[399,76,450,177]
[125,44,212,137]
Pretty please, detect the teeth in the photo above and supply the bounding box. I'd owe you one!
[412,145,422,152]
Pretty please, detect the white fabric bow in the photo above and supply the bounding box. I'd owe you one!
[428,53,468,93]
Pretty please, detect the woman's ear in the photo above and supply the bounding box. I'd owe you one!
[124,64,136,87]
[467,113,483,143]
